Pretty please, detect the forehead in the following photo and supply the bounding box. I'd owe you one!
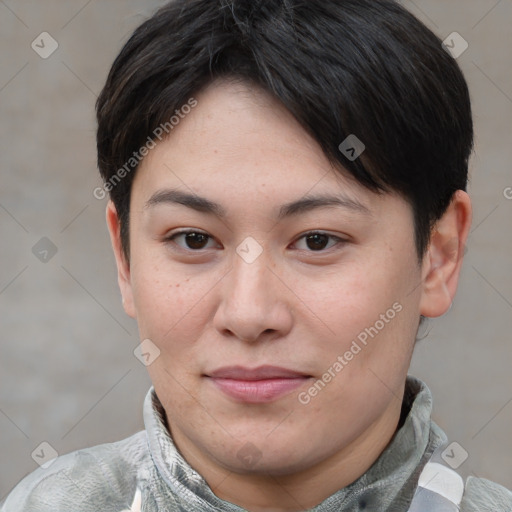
[149,80,330,170]
[135,81,354,191]
[130,79,403,224]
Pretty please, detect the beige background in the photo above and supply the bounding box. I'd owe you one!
[0,0,511,501]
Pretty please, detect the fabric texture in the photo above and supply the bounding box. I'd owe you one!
[1,375,511,511]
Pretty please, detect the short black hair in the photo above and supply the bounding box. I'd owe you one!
[96,0,473,263]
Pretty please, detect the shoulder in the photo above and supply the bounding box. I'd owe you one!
[461,475,512,511]
[0,430,149,512]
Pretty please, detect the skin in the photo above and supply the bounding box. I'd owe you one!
[106,78,472,512]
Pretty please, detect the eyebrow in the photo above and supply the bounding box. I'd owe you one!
[144,188,372,220]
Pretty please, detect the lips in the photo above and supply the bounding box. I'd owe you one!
[207,365,310,380]
[205,365,312,403]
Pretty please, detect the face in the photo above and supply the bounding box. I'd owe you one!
[107,79,457,480]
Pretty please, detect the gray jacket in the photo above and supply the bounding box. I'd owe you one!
[2,376,511,511]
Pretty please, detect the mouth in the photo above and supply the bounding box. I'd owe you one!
[204,365,312,403]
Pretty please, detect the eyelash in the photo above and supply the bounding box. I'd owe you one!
[163,229,347,254]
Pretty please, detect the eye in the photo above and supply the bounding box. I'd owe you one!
[164,229,347,253]
[164,230,217,251]
[293,231,347,252]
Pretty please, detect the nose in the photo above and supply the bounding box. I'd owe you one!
[212,242,293,344]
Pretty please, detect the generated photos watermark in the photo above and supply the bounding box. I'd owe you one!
[298,302,403,405]
[93,97,198,200]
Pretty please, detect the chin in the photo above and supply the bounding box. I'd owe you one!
[217,440,316,477]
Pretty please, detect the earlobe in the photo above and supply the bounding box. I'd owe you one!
[419,190,472,318]
[105,200,136,319]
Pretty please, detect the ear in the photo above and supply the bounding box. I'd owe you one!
[419,190,472,318]
[106,200,136,319]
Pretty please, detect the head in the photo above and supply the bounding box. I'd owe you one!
[96,0,473,501]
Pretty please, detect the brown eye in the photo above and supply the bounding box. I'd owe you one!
[166,230,215,251]
[294,231,346,252]
[305,233,330,251]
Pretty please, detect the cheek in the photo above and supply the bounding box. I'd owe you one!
[130,259,194,338]
[307,251,421,372]
[129,256,226,371]
[308,260,402,333]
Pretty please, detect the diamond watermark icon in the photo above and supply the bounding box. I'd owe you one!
[31,441,58,469]
[134,338,161,366]
[236,237,263,264]
[339,135,365,161]
[237,442,262,468]
[442,32,468,59]
[441,441,469,469]
[31,32,59,59]
[32,237,58,263]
